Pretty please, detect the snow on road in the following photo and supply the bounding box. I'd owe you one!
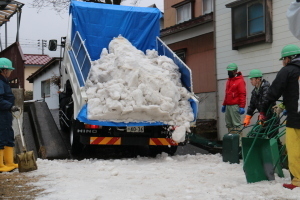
[25,153,299,200]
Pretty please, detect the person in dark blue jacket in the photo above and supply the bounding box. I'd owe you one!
[0,58,19,172]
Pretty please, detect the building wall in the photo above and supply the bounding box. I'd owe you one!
[32,65,60,109]
[196,92,217,119]
[24,66,41,91]
[164,0,204,28]
[163,32,216,120]
[167,33,216,93]
[0,43,25,89]
[12,89,24,136]
[215,0,298,139]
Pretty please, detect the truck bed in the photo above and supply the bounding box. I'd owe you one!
[63,1,198,126]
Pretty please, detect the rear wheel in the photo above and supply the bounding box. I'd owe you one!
[70,118,84,155]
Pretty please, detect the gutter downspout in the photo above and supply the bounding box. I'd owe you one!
[213,0,220,140]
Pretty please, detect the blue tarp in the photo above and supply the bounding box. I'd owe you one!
[69,1,162,61]
[77,104,165,127]
[77,98,198,127]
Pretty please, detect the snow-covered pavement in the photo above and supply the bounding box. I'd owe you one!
[25,153,299,200]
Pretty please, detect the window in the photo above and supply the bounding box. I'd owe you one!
[203,0,214,15]
[175,49,187,63]
[172,0,194,24]
[9,78,19,88]
[177,3,191,24]
[41,79,50,98]
[226,0,272,50]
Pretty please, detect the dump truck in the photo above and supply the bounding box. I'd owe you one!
[56,1,198,156]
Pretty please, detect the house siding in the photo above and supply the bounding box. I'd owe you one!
[164,0,204,28]
[24,66,41,91]
[167,33,216,93]
[0,42,25,89]
[32,66,60,109]
[215,0,298,139]
[162,0,216,120]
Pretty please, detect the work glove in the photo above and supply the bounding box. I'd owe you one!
[283,109,287,116]
[239,107,245,115]
[243,115,252,126]
[258,112,266,122]
[272,103,285,116]
[221,105,226,113]
[11,106,20,112]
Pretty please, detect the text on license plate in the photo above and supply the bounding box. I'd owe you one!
[127,126,144,132]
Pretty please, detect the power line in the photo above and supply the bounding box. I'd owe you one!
[37,39,47,54]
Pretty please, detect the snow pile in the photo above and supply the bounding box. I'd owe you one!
[85,36,194,128]
[26,154,299,200]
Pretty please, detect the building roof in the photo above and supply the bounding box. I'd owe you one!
[0,1,24,27]
[24,54,52,65]
[160,13,213,37]
[27,57,61,83]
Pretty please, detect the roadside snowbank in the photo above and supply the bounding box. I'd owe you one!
[26,153,299,200]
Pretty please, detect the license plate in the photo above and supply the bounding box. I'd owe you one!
[126,126,144,133]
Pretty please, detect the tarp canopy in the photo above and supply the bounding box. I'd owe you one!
[69,1,162,61]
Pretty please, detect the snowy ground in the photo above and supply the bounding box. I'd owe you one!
[24,153,299,200]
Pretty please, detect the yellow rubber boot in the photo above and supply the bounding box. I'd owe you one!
[4,146,18,169]
[0,149,14,172]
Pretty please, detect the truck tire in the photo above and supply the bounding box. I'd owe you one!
[165,146,178,156]
[70,118,84,155]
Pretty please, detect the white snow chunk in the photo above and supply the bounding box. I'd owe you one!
[85,35,194,126]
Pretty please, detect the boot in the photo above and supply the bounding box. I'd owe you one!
[0,149,14,172]
[4,146,18,169]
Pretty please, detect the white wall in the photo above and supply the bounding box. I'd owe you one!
[196,92,217,119]
[216,0,298,139]
[32,65,60,109]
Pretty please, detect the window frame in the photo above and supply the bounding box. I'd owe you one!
[226,0,272,50]
[41,79,50,98]
[203,0,214,15]
[172,0,195,24]
[175,49,187,63]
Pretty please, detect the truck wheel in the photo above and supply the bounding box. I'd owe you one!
[164,146,178,156]
[70,118,84,155]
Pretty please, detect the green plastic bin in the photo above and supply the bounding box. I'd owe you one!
[222,133,240,164]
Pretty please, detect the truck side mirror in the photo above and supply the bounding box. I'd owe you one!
[48,40,57,51]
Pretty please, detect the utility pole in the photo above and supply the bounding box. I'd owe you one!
[37,39,47,55]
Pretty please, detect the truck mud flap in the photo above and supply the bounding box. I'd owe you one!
[29,102,69,159]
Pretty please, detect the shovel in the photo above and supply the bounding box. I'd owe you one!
[13,109,38,173]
